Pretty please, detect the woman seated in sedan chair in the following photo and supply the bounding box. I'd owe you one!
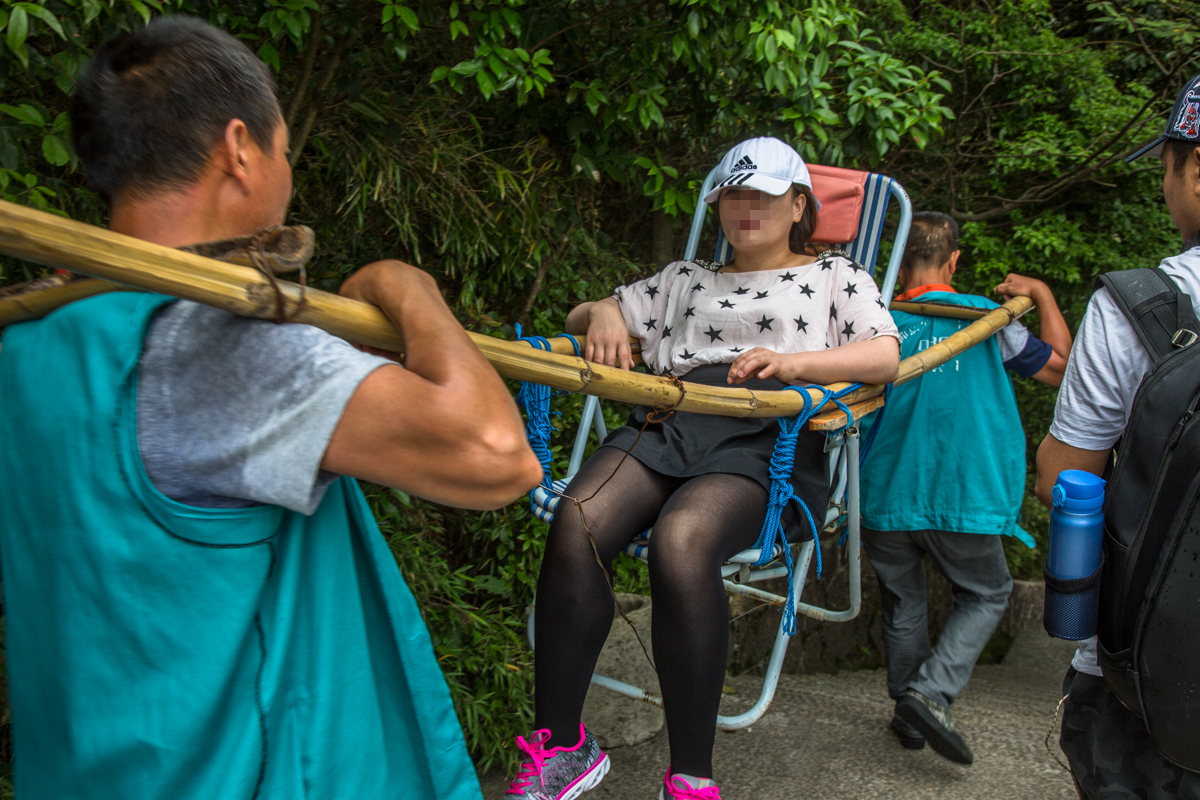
[506,137,900,800]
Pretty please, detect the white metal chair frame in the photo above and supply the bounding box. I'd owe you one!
[528,162,912,731]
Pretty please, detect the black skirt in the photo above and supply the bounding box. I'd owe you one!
[600,364,831,537]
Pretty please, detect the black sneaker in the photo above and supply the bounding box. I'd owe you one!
[895,690,973,765]
[891,712,925,750]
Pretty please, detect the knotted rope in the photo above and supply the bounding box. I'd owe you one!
[514,324,559,514]
[756,382,862,636]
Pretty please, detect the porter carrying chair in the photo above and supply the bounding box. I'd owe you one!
[525,159,912,730]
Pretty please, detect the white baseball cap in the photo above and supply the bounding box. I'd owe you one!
[702,137,820,209]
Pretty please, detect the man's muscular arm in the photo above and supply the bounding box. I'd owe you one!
[995,273,1072,387]
[1034,434,1110,507]
[322,260,543,510]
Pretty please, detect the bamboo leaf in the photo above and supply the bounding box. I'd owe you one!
[14,3,64,39]
[6,7,29,68]
[128,0,151,24]
[398,6,419,32]
[0,103,44,127]
[41,134,69,166]
[476,68,495,99]
[258,41,280,71]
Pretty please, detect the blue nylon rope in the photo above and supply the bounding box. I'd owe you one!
[756,382,862,636]
[558,333,582,357]
[514,324,557,514]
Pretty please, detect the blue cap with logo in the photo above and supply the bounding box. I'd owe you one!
[1127,72,1200,162]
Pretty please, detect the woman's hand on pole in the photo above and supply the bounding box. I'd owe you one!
[583,297,636,370]
[729,337,900,386]
[727,347,797,384]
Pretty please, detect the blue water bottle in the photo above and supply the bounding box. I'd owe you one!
[1043,470,1106,640]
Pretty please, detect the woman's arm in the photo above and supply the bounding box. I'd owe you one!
[727,336,900,386]
[565,297,636,369]
[564,301,596,334]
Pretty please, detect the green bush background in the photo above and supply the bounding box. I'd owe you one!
[0,0,1197,783]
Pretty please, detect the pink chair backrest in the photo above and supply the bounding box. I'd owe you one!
[809,164,867,245]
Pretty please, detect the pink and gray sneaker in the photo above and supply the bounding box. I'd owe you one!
[660,768,722,799]
[505,723,609,800]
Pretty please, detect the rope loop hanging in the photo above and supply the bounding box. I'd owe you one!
[514,324,558,513]
[756,381,862,636]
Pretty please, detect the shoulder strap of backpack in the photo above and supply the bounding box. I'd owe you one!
[1094,268,1199,360]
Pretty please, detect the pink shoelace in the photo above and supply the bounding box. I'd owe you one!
[506,729,554,795]
[664,774,723,800]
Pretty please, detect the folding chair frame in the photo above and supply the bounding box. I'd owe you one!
[528,162,912,731]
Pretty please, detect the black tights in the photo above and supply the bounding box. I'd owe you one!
[533,447,766,778]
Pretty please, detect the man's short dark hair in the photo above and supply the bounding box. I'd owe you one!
[1165,138,1196,179]
[70,16,280,203]
[902,211,959,272]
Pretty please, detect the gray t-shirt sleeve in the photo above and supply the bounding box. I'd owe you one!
[996,320,1030,363]
[137,301,394,514]
[996,319,1053,377]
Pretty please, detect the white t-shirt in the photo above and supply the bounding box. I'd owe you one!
[612,255,899,377]
[1049,243,1200,675]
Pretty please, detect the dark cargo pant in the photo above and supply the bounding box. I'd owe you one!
[862,528,1013,708]
[1060,668,1200,799]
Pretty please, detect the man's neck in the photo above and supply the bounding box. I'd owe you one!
[108,181,257,249]
[900,270,953,295]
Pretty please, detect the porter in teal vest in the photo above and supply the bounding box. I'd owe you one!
[0,293,480,799]
[861,291,1035,545]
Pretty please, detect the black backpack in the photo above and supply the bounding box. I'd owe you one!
[1093,267,1200,773]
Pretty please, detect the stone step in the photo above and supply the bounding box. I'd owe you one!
[481,631,1081,799]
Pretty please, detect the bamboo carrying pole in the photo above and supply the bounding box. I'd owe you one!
[0,199,1032,420]
[889,300,989,320]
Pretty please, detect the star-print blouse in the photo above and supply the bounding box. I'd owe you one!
[611,254,899,378]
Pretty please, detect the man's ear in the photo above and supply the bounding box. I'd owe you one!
[947,249,961,276]
[219,118,253,192]
[1190,145,1200,197]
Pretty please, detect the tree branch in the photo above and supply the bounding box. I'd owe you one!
[950,93,1161,221]
[284,12,323,132]
[1136,32,1171,78]
[518,225,575,325]
[289,27,356,167]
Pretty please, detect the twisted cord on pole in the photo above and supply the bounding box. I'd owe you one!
[514,324,557,514]
[756,382,862,636]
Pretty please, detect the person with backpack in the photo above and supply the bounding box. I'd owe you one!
[860,212,1071,765]
[1035,73,1200,798]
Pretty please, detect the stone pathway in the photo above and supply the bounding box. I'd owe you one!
[481,632,1080,800]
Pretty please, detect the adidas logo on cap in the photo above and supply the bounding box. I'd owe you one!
[730,155,757,173]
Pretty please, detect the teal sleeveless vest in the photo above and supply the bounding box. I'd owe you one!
[860,291,1034,545]
[0,293,480,799]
